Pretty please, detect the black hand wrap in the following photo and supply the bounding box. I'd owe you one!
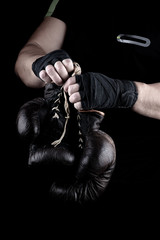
[32,49,72,78]
[76,72,138,110]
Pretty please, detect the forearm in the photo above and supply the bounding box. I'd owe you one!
[15,43,46,88]
[132,82,160,119]
[14,17,67,88]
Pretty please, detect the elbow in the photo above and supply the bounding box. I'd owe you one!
[14,54,26,84]
[14,56,20,78]
[14,55,44,89]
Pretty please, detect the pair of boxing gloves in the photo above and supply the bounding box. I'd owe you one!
[16,49,138,203]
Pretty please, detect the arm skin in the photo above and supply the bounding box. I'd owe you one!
[14,17,74,88]
[63,77,160,120]
[132,82,160,119]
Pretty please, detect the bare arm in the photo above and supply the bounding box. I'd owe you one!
[15,17,67,88]
[132,82,160,119]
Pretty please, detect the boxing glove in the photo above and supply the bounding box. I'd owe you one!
[50,110,116,203]
[16,82,75,166]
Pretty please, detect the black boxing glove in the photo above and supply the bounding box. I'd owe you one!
[16,83,75,166]
[32,49,72,78]
[76,72,138,110]
[16,97,47,142]
[50,110,116,203]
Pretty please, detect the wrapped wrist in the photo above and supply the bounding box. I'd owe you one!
[75,72,138,110]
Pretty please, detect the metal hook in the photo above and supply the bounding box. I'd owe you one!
[117,34,151,47]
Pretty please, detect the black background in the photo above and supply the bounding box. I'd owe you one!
[3,1,160,238]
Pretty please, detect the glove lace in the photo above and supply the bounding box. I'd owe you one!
[77,113,84,149]
[51,88,70,147]
[51,62,81,147]
[51,92,61,119]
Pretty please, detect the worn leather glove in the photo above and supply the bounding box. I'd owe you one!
[50,110,116,203]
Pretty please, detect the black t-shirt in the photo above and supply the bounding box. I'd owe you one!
[52,0,160,82]
[50,0,160,180]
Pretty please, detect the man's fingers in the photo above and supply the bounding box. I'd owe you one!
[39,70,52,83]
[68,83,80,96]
[41,59,74,86]
[63,76,76,92]
[69,92,81,104]
[45,64,63,85]
[74,102,82,111]
[62,58,74,74]
[54,61,69,80]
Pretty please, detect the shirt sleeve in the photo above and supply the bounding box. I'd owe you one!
[45,0,59,17]
[48,0,75,24]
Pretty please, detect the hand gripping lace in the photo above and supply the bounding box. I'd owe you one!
[51,62,81,147]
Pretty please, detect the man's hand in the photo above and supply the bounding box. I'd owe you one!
[32,49,74,85]
[63,76,82,110]
[64,72,138,111]
[39,59,74,85]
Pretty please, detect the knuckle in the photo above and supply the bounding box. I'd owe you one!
[63,58,72,65]
[63,77,76,92]
[54,61,63,71]
[39,70,46,79]
[68,85,74,96]
[46,65,54,75]
[74,103,79,110]
[75,83,80,91]
[54,60,61,67]
[74,102,82,110]
[67,77,73,86]
[69,93,77,103]
[62,59,74,71]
